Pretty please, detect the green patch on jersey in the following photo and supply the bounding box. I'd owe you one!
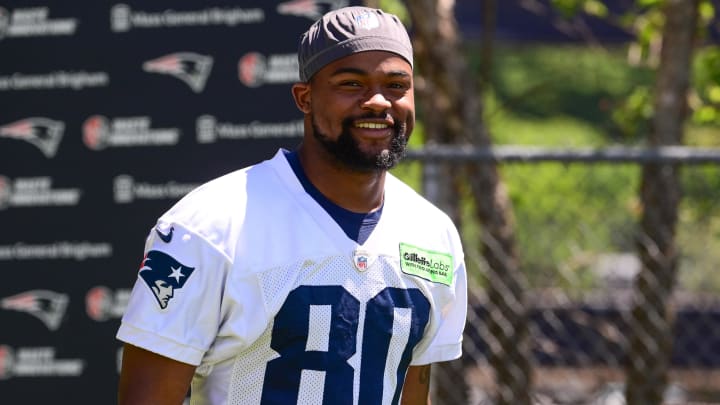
[399,242,454,286]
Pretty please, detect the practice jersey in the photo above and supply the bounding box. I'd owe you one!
[117,149,467,405]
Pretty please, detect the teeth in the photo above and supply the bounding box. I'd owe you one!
[356,122,388,129]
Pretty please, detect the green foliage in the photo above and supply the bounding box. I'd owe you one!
[478,44,655,139]
[471,44,719,292]
[636,0,663,6]
[551,0,720,130]
[610,85,653,139]
[699,0,717,25]
[486,113,640,289]
[622,7,663,58]
[692,47,720,125]
[390,121,424,192]
[551,0,608,18]
[377,0,409,24]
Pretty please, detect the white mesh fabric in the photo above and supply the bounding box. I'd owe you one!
[223,253,429,404]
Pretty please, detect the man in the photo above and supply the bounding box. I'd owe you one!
[117,6,467,405]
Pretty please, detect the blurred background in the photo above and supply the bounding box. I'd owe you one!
[1,0,719,404]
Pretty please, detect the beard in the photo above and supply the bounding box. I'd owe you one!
[311,114,409,172]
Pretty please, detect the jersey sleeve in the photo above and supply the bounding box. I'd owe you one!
[407,213,468,366]
[410,257,467,366]
[116,221,231,366]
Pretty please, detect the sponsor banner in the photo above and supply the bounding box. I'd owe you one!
[0,1,360,401]
[0,345,84,380]
[0,71,110,92]
[110,4,265,32]
[196,115,303,144]
[0,7,78,40]
[82,115,180,150]
[113,175,200,204]
[0,241,113,261]
[0,176,81,210]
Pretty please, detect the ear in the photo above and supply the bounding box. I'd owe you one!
[291,82,311,114]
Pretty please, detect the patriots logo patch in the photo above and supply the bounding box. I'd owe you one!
[139,250,195,309]
[142,52,213,93]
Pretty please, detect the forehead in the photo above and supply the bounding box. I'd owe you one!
[315,50,413,78]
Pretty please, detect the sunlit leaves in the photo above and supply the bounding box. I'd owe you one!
[551,0,608,18]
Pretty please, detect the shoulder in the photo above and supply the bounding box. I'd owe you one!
[154,150,294,256]
[385,174,454,225]
[384,173,464,257]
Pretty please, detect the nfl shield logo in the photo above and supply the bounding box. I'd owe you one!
[353,251,370,272]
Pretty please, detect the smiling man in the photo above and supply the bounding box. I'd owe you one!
[117,6,467,405]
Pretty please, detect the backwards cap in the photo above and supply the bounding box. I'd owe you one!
[298,6,413,82]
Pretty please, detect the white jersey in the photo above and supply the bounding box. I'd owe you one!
[117,149,467,405]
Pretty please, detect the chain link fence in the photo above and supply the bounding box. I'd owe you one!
[404,146,720,405]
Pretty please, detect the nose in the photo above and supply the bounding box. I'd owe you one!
[361,91,391,112]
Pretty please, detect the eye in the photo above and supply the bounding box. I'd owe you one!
[339,80,363,88]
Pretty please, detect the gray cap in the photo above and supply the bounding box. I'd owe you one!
[298,6,413,82]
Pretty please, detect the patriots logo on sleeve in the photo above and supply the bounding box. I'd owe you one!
[138,250,195,309]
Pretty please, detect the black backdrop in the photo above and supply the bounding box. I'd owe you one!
[0,1,355,402]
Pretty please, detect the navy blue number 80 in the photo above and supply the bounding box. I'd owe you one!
[261,285,430,405]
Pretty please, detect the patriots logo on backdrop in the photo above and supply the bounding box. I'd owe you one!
[0,117,64,158]
[142,52,213,93]
[276,0,348,20]
[139,250,195,309]
[0,290,69,331]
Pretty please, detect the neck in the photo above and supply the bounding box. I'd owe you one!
[297,144,386,213]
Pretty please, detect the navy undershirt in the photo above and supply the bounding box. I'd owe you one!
[284,150,382,244]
